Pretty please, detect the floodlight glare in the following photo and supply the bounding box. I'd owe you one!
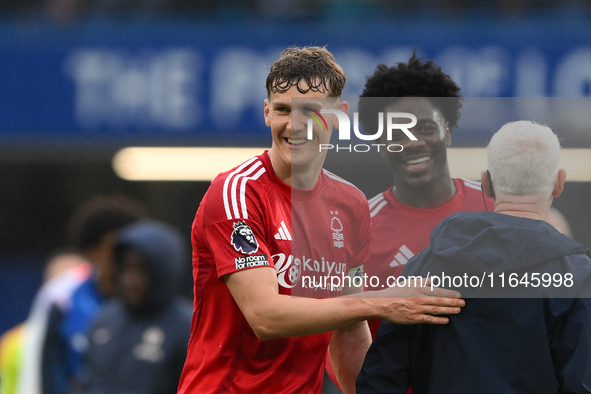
[112,147,268,181]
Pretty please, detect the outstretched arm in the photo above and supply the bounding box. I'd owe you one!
[225,267,464,340]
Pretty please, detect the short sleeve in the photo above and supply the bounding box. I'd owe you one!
[198,172,275,279]
[204,218,274,278]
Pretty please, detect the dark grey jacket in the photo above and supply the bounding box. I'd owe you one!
[79,220,192,394]
[358,211,591,394]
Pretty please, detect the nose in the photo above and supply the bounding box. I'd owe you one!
[290,109,308,136]
[401,132,426,151]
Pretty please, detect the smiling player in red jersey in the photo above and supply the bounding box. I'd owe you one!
[177,47,465,394]
[358,54,494,339]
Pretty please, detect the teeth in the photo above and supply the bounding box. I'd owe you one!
[405,156,431,166]
[287,138,307,146]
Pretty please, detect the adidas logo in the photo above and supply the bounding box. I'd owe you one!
[389,245,414,267]
[274,221,292,241]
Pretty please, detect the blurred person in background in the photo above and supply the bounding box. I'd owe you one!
[0,320,26,394]
[17,255,91,394]
[0,251,87,394]
[41,195,147,394]
[357,120,591,393]
[76,220,192,394]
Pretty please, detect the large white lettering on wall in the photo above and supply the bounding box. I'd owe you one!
[65,49,201,129]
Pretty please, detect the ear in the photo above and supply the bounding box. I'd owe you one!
[552,168,567,198]
[481,170,493,198]
[264,98,271,127]
[444,122,452,146]
[333,100,349,130]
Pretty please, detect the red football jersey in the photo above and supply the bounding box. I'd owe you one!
[366,178,494,337]
[178,151,370,394]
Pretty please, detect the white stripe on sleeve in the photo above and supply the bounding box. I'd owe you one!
[239,167,266,219]
[231,161,262,219]
[223,157,258,220]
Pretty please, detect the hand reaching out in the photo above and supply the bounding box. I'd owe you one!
[362,277,465,325]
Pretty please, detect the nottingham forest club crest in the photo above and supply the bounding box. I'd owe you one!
[231,221,259,254]
[330,211,344,249]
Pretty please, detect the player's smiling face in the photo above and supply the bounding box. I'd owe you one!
[264,82,345,182]
[383,97,451,191]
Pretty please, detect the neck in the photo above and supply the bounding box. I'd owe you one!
[494,194,552,221]
[393,176,456,208]
[290,166,321,190]
[268,151,322,190]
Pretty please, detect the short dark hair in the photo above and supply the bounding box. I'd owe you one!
[266,46,346,98]
[67,195,147,252]
[359,51,462,134]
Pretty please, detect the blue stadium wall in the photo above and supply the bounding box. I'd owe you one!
[1,17,591,148]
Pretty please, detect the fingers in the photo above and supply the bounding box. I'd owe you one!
[407,303,462,317]
[420,277,462,297]
[422,305,462,316]
[382,299,464,325]
[418,286,462,299]
[416,315,450,325]
[416,297,465,308]
[384,309,457,325]
[409,305,461,325]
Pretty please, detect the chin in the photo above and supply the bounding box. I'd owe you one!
[404,177,437,191]
[290,153,315,168]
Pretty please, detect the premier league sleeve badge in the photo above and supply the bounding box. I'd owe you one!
[230,221,260,254]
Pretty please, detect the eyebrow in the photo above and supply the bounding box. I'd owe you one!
[271,97,328,109]
[271,99,291,108]
[415,118,439,124]
[297,100,324,108]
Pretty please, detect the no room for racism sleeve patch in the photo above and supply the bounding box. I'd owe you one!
[235,254,270,270]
